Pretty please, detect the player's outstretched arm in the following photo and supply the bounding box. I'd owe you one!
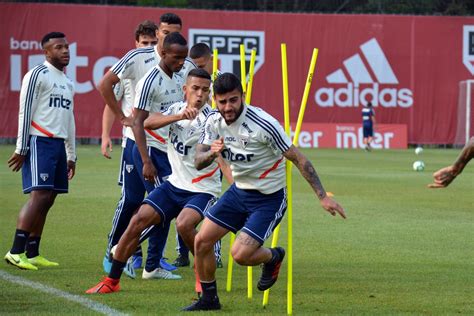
[195,138,225,170]
[428,136,474,188]
[99,71,132,126]
[283,145,346,218]
[144,107,198,130]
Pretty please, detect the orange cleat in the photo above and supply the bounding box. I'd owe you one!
[85,277,120,294]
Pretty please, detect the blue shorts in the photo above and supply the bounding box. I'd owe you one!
[22,135,68,194]
[363,123,373,138]
[206,184,287,245]
[144,181,217,224]
[132,144,171,194]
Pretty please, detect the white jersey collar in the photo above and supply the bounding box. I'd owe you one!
[44,60,65,74]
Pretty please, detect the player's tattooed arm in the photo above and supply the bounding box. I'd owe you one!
[195,138,225,170]
[283,145,326,199]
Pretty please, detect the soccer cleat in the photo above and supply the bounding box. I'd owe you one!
[173,253,190,267]
[182,297,221,311]
[132,255,143,270]
[160,258,177,271]
[85,277,120,294]
[257,247,285,291]
[142,267,182,280]
[4,252,38,271]
[123,257,136,279]
[27,255,59,267]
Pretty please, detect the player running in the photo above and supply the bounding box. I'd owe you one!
[5,32,76,270]
[183,73,346,311]
[86,68,230,294]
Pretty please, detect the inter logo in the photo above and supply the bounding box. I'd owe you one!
[188,29,265,80]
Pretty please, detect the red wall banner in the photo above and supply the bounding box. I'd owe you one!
[0,3,473,144]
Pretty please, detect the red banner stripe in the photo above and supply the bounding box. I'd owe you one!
[192,166,219,183]
[259,157,284,179]
[145,129,166,144]
[31,121,54,137]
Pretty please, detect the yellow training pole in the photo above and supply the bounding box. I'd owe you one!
[245,49,257,104]
[263,43,291,307]
[243,48,258,300]
[211,48,218,109]
[226,233,236,292]
[240,44,247,93]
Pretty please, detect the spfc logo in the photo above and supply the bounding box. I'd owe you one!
[239,137,249,149]
[188,29,265,80]
[125,164,134,173]
[40,173,49,181]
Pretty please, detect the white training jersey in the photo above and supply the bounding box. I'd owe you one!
[110,45,196,144]
[165,102,221,196]
[133,64,185,152]
[15,61,76,161]
[200,105,291,194]
[113,79,134,147]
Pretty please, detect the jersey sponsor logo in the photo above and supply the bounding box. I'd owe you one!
[315,38,413,108]
[221,147,254,162]
[40,173,49,181]
[125,164,134,173]
[49,94,72,109]
[171,134,192,155]
[225,136,236,142]
[241,122,253,134]
[189,29,265,80]
[144,57,155,64]
[463,25,474,75]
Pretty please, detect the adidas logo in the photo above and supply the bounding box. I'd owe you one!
[315,38,413,108]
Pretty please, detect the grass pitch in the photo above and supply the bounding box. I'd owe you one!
[0,145,472,315]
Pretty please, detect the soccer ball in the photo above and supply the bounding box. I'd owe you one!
[412,160,425,171]
[415,147,423,155]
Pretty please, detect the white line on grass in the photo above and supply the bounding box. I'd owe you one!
[0,270,127,316]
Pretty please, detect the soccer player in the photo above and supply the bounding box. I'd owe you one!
[100,20,160,275]
[183,73,346,311]
[428,136,473,188]
[362,100,375,151]
[5,32,76,270]
[173,42,225,269]
[86,68,225,294]
[98,14,190,279]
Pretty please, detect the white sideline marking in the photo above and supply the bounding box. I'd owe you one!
[0,270,127,316]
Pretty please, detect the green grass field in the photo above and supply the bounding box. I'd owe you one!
[0,145,472,315]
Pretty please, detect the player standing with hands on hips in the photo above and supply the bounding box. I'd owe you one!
[183,73,346,311]
[5,32,76,270]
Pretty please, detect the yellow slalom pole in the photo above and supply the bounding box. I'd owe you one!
[246,49,257,104]
[226,233,236,292]
[293,48,319,145]
[211,48,218,109]
[263,43,291,307]
[240,44,247,93]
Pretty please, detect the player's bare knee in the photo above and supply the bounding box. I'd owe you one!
[194,233,213,255]
[231,245,251,265]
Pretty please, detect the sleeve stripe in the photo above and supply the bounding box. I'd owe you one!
[20,65,47,154]
[137,69,159,110]
[110,47,154,75]
[246,109,290,153]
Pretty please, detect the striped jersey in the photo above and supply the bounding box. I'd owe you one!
[15,61,76,161]
[362,106,374,124]
[110,45,196,143]
[133,64,185,152]
[200,105,291,194]
[164,102,221,197]
[112,79,133,147]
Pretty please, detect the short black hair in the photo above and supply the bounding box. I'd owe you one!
[41,32,65,48]
[187,68,211,81]
[163,32,187,49]
[213,73,243,95]
[190,43,211,59]
[160,13,182,26]
[135,20,158,41]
